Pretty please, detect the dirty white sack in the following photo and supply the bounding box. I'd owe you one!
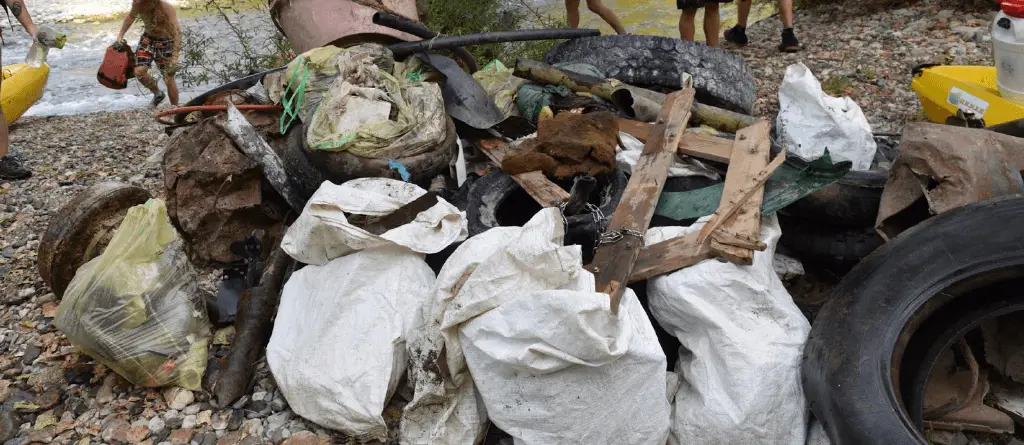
[806,418,832,445]
[281,178,467,265]
[453,207,670,445]
[616,132,720,180]
[400,226,523,445]
[777,62,876,171]
[646,214,812,445]
[267,244,435,440]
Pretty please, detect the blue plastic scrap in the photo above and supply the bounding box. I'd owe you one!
[389,159,411,182]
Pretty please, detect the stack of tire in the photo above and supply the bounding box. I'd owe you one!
[775,135,900,275]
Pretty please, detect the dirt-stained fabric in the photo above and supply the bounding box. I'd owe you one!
[502,111,619,179]
[162,111,291,269]
[876,122,1024,240]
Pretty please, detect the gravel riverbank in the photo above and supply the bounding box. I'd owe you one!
[735,0,998,132]
[0,0,1009,444]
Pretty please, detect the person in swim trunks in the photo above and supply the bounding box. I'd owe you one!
[678,0,731,47]
[0,0,38,180]
[115,0,181,107]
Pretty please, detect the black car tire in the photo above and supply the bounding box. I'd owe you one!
[544,35,757,115]
[802,196,1024,445]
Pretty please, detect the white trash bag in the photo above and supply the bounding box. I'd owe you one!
[267,179,466,441]
[400,226,523,445]
[443,207,671,445]
[777,62,876,171]
[646,214,811,445]
[281,178,467,265]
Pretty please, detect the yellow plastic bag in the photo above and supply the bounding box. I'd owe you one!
[472,60,526,118]
[54,199,211,390]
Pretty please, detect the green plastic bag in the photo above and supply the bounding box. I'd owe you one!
[54,199,211,390]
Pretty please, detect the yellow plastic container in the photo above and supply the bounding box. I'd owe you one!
[1,62,49,125]
[910,64,1024,127]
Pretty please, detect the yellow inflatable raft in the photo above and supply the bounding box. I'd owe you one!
[1,62,49,125]
[910,64,1024,127]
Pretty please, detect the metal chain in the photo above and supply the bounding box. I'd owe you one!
[596,228,643,245]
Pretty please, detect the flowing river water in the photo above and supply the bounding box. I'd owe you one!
[14,0,774,117]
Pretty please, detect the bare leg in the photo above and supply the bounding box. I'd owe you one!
[134,65,160,94]
[736,0,752,27]
[704,3,721,47]
[679,9,697,41]
[779,0,794,28]
[165,73,179,106]
[586,0,627,35]
[566,0,581,28]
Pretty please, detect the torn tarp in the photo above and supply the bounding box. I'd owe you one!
[653,151,852,222]
[875,122,1024,240]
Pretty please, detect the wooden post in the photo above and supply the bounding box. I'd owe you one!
[514,59,759,132]
[588,89,696,313]
[474,138,571,207]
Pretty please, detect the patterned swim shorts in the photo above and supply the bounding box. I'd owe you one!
[135,33,174,73]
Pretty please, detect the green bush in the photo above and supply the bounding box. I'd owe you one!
[177,0,294,88]
[422,0,568,68]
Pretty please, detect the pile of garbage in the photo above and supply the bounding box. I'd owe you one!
[38,32,1024,445]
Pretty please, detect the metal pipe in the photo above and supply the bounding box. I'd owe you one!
[387,28,601,59]
[372,12,478,73]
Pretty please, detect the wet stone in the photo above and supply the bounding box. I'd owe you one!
[226,410,243,432]
[147,417,165,436]
[0,409,17,443]
[243,401,267,419]
[26,425,55,444]
[35,390,61,411]
[164,412,183,430]
[167,428,193,445]
[198,432,217,445]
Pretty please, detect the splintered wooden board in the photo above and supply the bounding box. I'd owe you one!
[616,117,733,163]
[707,121,772,264]
[587,89,696,312]
[474,138,570,207]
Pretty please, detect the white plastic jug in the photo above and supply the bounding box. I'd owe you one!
[993,2,1024,104]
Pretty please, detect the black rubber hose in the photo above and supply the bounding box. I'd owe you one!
[372,12,479,73]
[388,28,601,58]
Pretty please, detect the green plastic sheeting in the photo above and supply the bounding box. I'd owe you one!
[654,151,852,222]
[515,62,608,121]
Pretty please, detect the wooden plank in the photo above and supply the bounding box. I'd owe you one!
[588,89,696,313]
[625,151,784,283]
[474,138,571,208]
[616,117,733,163]
[696,149,786,244]
[627,231,711,284]
[707,121,772,265]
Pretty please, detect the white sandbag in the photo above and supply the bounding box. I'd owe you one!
[451,208,671,445]
[615,132,720,180]
[281,178,467,265]
[646,214,811,445]
[267,244,436,441]
[806,418,832,445]
[777,62,876,171]
[401,227,523,445]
